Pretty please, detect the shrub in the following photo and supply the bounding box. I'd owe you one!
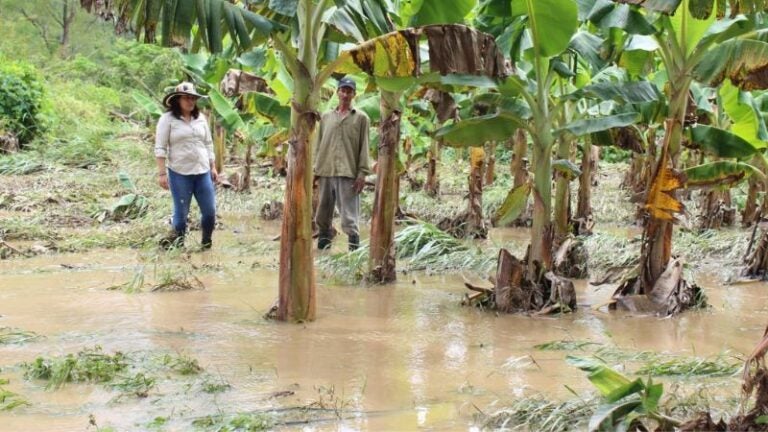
[0,57,45,145]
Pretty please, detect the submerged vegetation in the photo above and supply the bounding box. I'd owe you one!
[5,0,768,429]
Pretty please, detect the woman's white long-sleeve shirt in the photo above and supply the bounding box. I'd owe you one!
[154,112,215,175]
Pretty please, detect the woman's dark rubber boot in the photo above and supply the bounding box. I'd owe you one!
[160,231,184,250]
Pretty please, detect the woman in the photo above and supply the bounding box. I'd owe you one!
[155,82,218,250]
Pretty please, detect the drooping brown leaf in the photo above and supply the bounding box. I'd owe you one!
[424,89,457,124]
[610,127,645,153]
[341,24,506,80]
[423,25,507,77]
[644,124,686,221]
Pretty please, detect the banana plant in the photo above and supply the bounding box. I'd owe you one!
[586,0,768,302]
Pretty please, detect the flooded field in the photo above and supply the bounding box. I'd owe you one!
[1,220,766,431]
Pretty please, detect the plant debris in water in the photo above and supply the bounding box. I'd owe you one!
[158,353,203,375]
[0,327,41,344]
[480,395,595,431]
[192,412,276,431]
[534,340,602,351]
[318,220,494,283]
[0,378,30,411]
[636,354,741,377]
[23,346,129,389]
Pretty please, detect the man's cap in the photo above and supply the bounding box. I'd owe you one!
[337,77,356,91]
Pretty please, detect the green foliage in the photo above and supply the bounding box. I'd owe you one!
[600,146,632,163]
[481,395,595,432]
[158,353,203,375]
[92,173,149,222]
[568,356,674,431]
[23,346,129,390]
[193,412,276,431]
[636,355,740,377]
[50,39,184,98]
[0,56,46,144]
[0,378,30,411]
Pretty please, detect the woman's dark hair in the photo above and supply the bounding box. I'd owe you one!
[166,96,200,119]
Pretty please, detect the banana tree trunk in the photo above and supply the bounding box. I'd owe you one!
[369,91,402,283]
[485,141,496,186]
[554,137,572,244]
[278,95,317,321]
[744,177,759,227]
[640,118,681,293]
[576,136,593,220]
[425,139,441,196]
[530,128,554,272]
[214,123,225,174]
[511,129,528,188]
[467,146,487,238]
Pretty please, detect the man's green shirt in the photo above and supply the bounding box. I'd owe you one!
[314,108,370,178]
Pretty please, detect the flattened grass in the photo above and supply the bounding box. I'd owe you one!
[317,220,496,283]
[0,327,41,345]
[0,378,30,411]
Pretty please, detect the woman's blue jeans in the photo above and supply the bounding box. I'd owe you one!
[167,169,216,242]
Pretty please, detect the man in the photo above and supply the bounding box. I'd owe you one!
[314,77,370,251]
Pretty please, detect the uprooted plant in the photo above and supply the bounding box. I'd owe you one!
[463,248,577,314]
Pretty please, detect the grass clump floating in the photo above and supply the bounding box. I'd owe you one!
[192,412,276,431]
[158,353,203,375]
[23,345,128,389]
[534,340,602,351]
[480,395,595,431]
[0,378,30,411]
[635,354,741,377]
[0,327,41,344]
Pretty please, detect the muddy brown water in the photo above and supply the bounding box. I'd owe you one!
[1,223,766,431]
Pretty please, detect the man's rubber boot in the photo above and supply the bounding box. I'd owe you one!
[348,234,359,252]
[160,231,184,250]
[201,227,213,250]
[318,231,332,250]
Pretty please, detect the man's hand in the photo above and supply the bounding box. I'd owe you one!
[353,176,366,194]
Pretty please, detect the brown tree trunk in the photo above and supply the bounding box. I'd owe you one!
[741,177,761,227]
[277,102,317,322]
[698,189,735,230]
[425,139,440,196]
[368,92,402,283]
[484,141,496,186]
[467,146,487,238]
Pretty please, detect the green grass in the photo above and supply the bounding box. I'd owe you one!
[317,220,494,283]
[192,413,276,431]
[23,346,129,389]
[480,395,595,431]
[158,353,204,375]
[0,378,30,411]
[635,355,741,377]
[534,340,602,351]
